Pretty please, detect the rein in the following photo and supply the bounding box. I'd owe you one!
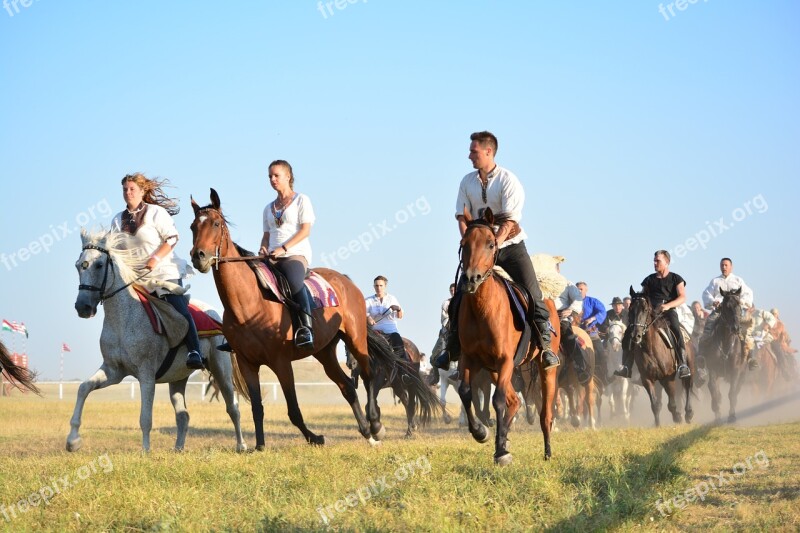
[78,244,150,303]
[197,207,266,268]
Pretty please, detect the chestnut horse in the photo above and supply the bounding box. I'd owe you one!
[189,190,436,449]
[457,208,558,465]
[628,287,695,426]
[699,288,747,422]
[0,340,40,395]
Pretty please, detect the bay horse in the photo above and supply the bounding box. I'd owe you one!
[189,189,436,448]
[70,230,247,452]
[457,208,558,465]
[698,287,747,422]
[627,287,695,426]
[0,340,40,395]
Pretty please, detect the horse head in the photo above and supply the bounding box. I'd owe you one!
[460,206,497,294]
[718,287,742,335]
[628,285,653,347]
[189,188,228,273]
[607,319,626,352]
[74,229,141,318]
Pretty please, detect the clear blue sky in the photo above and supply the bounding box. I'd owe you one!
[1,1,798,380]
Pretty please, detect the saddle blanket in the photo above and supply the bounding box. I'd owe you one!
[253,262,340,308]
[134,287,223,340]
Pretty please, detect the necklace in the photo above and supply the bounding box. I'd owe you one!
[271,194,294,227]
[126,202,146,215]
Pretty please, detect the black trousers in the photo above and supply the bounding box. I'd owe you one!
[495,241,550,326]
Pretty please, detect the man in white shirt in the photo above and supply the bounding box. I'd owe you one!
[365,275,408,361]
[428,283,456,386]
[700,257,757,368]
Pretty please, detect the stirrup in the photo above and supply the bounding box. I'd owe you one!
[677,364,691,379]
[186,350,204,370]
[294,327,314,349]
[613,366,631,379]
[541,349,560,370]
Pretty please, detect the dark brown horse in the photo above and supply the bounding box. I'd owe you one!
[699,288,747,423]
[349,336,441,437]
[457,208,558,464]
[189,189,437,448]
[0,340,40,395]
[628,287,694,426]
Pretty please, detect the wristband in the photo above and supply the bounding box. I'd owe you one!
[282,245,288,253]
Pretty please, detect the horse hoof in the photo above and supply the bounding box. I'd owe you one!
[174,446,185,453]
[368,436,382,448]
[66,437,82,453]
[443,413,452,424]
[685,411,694,424]
[570,416,580,428]
[236,443,248,453]
[255,444,266,452]
[310,435,325,446]
[371,425,386,441]
[728,414,737,423]
[473,425,490,444]
[495,453,513,466]
[487,419,496,428]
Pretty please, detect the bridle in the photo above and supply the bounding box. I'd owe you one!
[78,244,149,303]
[195,207,264,269]
[630,294,662,344]
[460,221,498,288]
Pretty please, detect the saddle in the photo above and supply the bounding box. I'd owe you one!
[134,286,223,348]
[498,276,535,366]
[249,261,340,309]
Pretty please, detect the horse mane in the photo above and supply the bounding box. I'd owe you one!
[81,229,148,284]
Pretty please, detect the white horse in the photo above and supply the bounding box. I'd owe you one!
[69,229,246,452]
[605,319,638,423]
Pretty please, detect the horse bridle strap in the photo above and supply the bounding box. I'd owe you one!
[460,223,499,284]
[79,244,148,303]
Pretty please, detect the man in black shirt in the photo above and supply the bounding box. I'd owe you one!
[614,250,691,379]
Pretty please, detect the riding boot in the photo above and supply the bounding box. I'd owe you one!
[676,347,691,379]
[614,349,634,379]
[292,289,314,349]
[571,345,591,385]
[217,341,232,352]
[535,319,560,370]
[432,325,460,370]
[746,347,760,370]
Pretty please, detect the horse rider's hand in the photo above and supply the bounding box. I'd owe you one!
[559,309,572,320]
[390,305,401,313]
[145,256,159,270]
[258,246,269,257]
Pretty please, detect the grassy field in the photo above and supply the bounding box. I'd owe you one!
[1,374,799,532]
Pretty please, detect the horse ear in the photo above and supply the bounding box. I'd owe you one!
[210,188,221,210]
[733,287,741,295]
[629,285,636,297]
[191,195,200,214]
[462,205,472,223]
[720,288,728,297]
[484,207,494,226]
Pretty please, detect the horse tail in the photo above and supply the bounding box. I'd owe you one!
[0,341,41,396]
[366,328,442,426]
[228,352,251,403]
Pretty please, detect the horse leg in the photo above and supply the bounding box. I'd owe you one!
[587,379,597,430]
[538,361,557,460]
[393,383,416,437]
[684,376,694,424]
[206,345,247,452]
[728,370,745,423]
[272,357,324,445]
[664,379,682,424]
[66,364,124,452]
[568,386,580,428]
[314,342,370,441]
[138,378,157,452]
[168,378,190,451]
[240,360,266,450]
[641,379,661,427]
[457,365,489,445]
[492,370,516,466]
[707,373,722,422]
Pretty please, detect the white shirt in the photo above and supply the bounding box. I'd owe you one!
[455,165,527,249]
[365,293,402,334]
[111,204,189,284]
[676,303,695,335]
[262,193,315,264]
[440,297,451,329]
[701,274,754,310]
